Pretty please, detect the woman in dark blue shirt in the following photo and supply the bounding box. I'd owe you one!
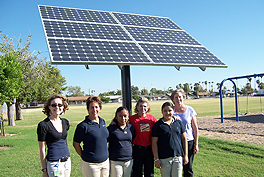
[73,96,109,177]
[107,107,135,177]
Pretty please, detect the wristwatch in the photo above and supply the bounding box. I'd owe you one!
[41,168,47,172]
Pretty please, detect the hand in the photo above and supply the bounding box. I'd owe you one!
[110,121,116,125]
[154,160,162,169]
[173,115,180,120]
[183,156,189,165]
[194,145,199,155]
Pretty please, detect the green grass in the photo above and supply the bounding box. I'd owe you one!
[0,97,264,176]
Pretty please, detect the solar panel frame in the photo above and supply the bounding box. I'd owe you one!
[38,5,227,68]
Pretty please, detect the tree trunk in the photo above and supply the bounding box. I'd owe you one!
[6,102,15,126]
[15,101,23,120]
[1,119,5,136]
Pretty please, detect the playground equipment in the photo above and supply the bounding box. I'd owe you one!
[219,73,264,123]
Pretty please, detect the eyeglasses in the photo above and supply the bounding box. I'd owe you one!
[51,104,63,107]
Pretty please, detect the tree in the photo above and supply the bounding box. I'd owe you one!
[193,82,202,96]
[150,87,157,96]
[256,79,264,89]
[131,85,140,96]
[141,88,148,95]
[156,89,163,95]
[211,81,214,92]
[176,83,183,89]
[132,94,140,100]
[204,81,208,92]
[66,86,85,97]
[183,83,191,98]
[99,95,111,103]
[108,90,115,95]
[116,89,122,95]
[216,83,221,91]
[167,87,174,93]
[1,31,67,121]
[0,52,24,125]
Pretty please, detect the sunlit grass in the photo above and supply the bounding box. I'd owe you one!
[1,97,263,176]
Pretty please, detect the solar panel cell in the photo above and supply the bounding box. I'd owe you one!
[40,5,118,24]
[113,12,181,30]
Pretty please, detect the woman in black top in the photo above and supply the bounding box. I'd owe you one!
[37,94,71,177]
[107,107,135,177]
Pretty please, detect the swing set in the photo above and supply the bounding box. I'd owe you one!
[219,73,264,123]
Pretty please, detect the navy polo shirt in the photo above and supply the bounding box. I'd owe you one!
[73,116,109,163]
[151,118,185,159]
[107,123,135,161]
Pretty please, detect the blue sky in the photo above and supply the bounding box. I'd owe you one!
[1,0,264,95]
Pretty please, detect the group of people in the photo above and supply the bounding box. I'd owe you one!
[37,89,199,177]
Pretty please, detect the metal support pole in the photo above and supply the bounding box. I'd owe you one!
[121,65,132,116]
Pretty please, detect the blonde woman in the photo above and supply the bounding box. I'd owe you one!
[170,89,199,177]
[129,97,157,177]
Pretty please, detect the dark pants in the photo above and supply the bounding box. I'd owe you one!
[131,145,154,177]
[183,140,195,177]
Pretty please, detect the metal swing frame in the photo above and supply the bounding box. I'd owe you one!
[220,73,264,123]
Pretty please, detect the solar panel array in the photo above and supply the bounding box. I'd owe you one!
[39,5,227,67]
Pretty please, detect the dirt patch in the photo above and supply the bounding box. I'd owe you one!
[197,113,264,144]
[1,132,20,137]
[0,145,12,151]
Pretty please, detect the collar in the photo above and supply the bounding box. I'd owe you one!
[85,115,102,124]
[161,117,175,125]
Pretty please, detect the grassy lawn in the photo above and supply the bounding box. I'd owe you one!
[0,97,264,176]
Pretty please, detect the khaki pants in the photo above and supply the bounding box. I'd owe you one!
[110,159,133,177]
[160,157,183,177]
[81,158,109,177]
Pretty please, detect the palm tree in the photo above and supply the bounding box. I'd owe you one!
[205,81,208,92]
[183,83,191,98]
[194,82,201,96]
[216,83,221,91]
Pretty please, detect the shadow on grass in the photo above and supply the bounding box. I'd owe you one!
[223,114,264,124]
[201,137,264,159]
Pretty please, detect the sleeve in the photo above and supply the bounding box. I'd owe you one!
[107,126,111,142]
[179,120,186,134]
[151,122,159,137]
[65,119,70,131]
[190,106,197,118]
[73,123,85,143]
[130,125,135,141]
[37,122,47,141]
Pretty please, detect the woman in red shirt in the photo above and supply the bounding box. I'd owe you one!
[129,97,157,177]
